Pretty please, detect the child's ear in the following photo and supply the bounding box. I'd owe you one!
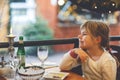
[96,36,102,43]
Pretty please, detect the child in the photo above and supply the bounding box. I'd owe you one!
[59,21,117,80]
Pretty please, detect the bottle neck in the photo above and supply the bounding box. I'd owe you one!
[18,40,24,49]
[19,40,23,44]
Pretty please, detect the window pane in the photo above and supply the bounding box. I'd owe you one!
[12,9,27,16]
[11,0,25,2]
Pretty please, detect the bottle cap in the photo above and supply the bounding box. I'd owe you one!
[19,36,23,40]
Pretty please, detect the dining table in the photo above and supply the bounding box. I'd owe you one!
[64,72,84,80]
[45,67,84,80]
[0,67,84,80]
[0,76,6,80]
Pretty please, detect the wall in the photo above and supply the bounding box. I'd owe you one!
[36,0,120,52]
[36,0,57,30]
[35,0,80,51]
[0,0,9,42]
[109,24,120,45]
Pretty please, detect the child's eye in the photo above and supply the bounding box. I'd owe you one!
[82,33,87,36]
[83,33,87,35]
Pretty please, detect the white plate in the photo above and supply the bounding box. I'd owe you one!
[43,72,69,80]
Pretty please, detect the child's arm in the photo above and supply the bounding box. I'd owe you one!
[59,50,80,71]
[73,48,88,63]
[102,60,117,80]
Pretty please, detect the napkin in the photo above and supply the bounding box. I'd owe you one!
[26,61,59,69]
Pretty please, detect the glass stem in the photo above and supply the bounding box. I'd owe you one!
[41,61,44,68]
[14,69,17,80]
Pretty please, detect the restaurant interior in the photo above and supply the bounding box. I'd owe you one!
[0,0,120,80]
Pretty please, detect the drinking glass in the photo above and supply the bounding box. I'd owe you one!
[37,46,48,68]
[11,56,20,80]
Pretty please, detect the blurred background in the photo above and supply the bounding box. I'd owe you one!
[0,0,120,56]
[0,1,119,79]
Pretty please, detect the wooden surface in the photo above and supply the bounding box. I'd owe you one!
[64,72,84,80]
[1,67,84,80]
[0,76,6,80]
[45,67,84,80]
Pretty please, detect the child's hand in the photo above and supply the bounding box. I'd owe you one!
[73,48,88,63]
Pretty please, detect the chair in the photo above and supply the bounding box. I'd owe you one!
[109,36,120,80]
[110,45,120,80]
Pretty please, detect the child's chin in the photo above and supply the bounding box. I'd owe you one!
[79,45,84,48]
[80,46,86,49]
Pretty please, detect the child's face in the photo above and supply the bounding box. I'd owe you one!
[78,28,98,50]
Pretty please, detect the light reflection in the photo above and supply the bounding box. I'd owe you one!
[109,11,112,13]
[112,3,115,6]
[94,6,97,9]
[58,0,65,6]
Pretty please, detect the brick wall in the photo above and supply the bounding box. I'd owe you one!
[36,0,80,39]
[109,24,120,45]
[36,0,120,52]
[36,0,57,30]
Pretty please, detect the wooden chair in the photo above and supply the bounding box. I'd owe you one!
[110,45,120,80]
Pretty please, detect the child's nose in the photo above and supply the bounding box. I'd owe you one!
[78,34,82,39]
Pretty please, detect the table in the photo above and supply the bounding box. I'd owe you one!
[1,67,84,80]
[65,72,84,80]
[0,76,6,80]
[45,67,84,80]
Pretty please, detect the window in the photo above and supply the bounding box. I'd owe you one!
[11,0,26,2]
[12,9,27,16]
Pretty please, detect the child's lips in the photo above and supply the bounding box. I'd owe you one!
[80,41,83,43]
[79,39,84,44]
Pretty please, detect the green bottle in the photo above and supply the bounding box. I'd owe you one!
[17,36,25,68]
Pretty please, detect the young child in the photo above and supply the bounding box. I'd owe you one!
[59,21,117,80]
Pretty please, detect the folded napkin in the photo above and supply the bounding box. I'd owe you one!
[26,61,59,69]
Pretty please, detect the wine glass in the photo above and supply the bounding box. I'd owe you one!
[11,56,20,80]
[37,46,48,68]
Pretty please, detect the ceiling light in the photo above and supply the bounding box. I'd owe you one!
[109,11,111,13]
[94,6,97,9]
[112,3,115,6]
[58,0,65,6]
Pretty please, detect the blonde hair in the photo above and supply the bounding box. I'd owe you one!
[80,21,109,49]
